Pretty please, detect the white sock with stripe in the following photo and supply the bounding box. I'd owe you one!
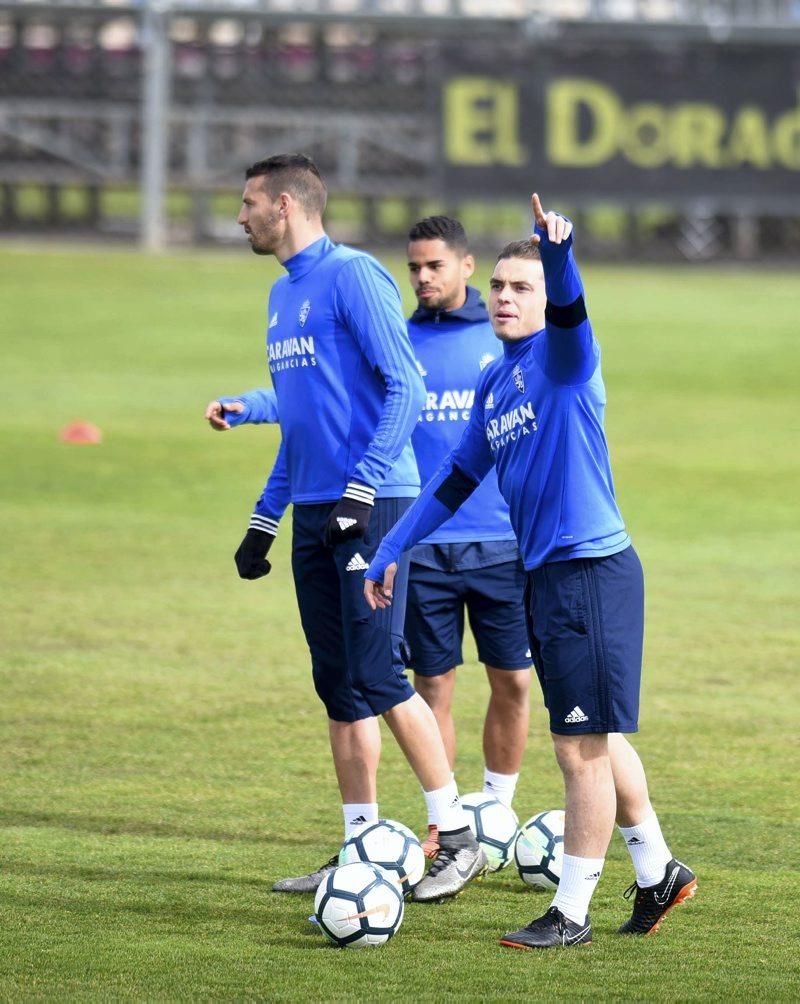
[482,768,519,807]
[551,854,604,924]
[342,803,379,838]
[618,812,672,888]
[423,779,469,833]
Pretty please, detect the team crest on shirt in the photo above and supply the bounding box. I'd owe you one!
[298,299,311,327]
[479,353,495,371]
[513,364,525,393]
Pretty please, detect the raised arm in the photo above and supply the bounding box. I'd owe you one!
[531,193,599,386]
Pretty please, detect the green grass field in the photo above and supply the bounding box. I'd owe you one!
[1,242,799,1000]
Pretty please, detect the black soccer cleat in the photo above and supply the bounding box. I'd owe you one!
[618,858,697,935]
[272,854,338,894]
[499,907,592,950]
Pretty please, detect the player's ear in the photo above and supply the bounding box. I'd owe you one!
[462,253,476,280]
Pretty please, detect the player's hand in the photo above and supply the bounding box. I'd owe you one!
[323,484,374,547]
[531,193,573,245]
[205,399,245,431]
[234,527,275,579]
[364,563,397,611]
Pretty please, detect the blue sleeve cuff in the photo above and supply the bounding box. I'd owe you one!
[217,397,251,427]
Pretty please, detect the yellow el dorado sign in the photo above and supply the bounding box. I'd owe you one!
[443,76,800,173]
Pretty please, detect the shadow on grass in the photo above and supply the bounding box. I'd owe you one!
[0,809,321,846]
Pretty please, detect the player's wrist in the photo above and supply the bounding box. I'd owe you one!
[248,513,279,536]
[218,396,251,426]
[342,482,375,507]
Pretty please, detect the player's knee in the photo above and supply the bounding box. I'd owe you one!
[413,670,454,713]
[487,666,531,702]
[551,732,609,776]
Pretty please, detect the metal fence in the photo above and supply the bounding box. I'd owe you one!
[1,0,799,258]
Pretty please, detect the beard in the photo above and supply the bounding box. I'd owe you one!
[415,287,461,312]
[245,215,281,255]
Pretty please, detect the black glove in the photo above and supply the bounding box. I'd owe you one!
[234,527,275,580]
[323,482,375,547]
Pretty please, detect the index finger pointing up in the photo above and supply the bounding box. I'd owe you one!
[531,192,547,228]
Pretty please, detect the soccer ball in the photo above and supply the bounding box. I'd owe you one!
[460,792,520,872]
[314,862,404,949]
[338,819,426,896]
[515,809,565,890]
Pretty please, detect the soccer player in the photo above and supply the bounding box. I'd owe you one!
[206,154,485,901]
[404,216,532,856]
[364,194,697,946]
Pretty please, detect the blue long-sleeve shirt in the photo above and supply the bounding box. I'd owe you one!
[408,287,516,548]
[366,227,630,576]
[246,236,425,523]
[219,388,279,425]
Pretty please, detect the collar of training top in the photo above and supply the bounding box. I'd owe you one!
[409,285,488,326]
[283,234,333,282]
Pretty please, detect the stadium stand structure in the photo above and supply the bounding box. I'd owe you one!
[0,0,798,256]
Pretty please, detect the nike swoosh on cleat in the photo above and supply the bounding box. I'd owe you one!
[456,859,483,880]
[653,867,680,906]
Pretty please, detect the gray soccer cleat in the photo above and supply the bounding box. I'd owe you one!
[272,854,338,894]
[411,829,487,901]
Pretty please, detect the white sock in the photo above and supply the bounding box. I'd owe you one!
[423,779,469,833]
[426,772,455,826]
[551,854,604,924]
[482,768,519,807]
[342,802,378,838]
[619,812,672,888]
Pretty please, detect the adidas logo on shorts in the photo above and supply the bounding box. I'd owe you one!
[564,706,589,724]
[346,553,369,572]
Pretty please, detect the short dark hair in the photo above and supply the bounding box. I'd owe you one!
[496,238,541,263]
[408,215,469,254]
[245,154,327,217]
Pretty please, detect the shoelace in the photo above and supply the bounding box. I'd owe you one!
[425,846,457,877]
[623,881,639,900]
[524,907,565,934]
[319,855,338,872]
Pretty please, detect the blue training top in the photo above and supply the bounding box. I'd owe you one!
[366,225,630,576]
[408,286,517,548]
[228,235,425,525]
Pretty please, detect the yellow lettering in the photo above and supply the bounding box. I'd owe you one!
[547,78,619,167]
[621,103,669,168]
[772,99,800,169]
[725,106,771,168]
[669,104,726,167]
[443,77,526,166]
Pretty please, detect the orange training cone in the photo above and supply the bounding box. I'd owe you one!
[59,421,102,444]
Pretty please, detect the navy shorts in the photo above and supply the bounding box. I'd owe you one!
[291,498,415,723]
[525,546,644,736]
[405,559,532,677]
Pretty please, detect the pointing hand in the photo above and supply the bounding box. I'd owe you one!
[531,192,573,245]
